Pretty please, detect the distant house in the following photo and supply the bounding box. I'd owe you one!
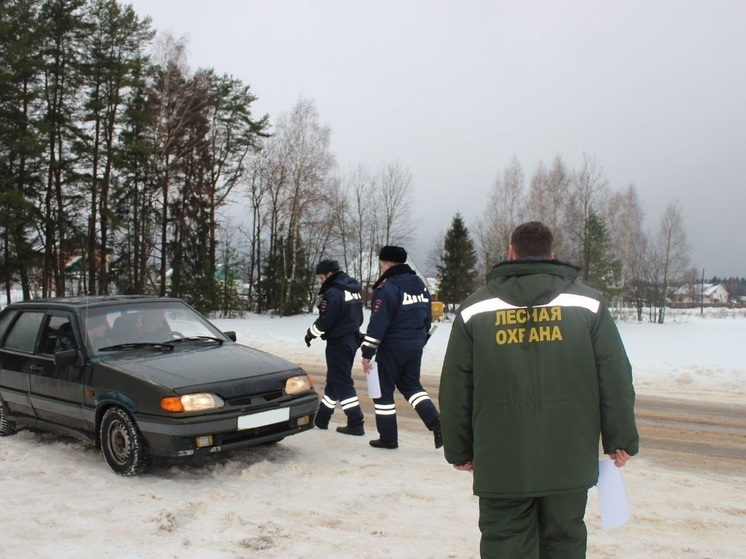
[673,283,729,305]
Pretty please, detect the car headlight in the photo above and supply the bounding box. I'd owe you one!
[161,393,225,412]
[285,374,312,395]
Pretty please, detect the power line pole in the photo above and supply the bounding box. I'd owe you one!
[700,268,705,315]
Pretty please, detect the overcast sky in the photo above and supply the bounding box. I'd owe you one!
[127,0,746,278]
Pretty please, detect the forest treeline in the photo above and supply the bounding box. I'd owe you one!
[435,159,745,323]
[2,0,741,322]
[0,0,424,316]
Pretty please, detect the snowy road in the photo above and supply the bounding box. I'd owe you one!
[304,363,746,477]
[633,395,746,474]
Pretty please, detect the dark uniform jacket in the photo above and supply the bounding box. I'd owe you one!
[439,258,639,498]
[310,271,363,340]
[361,264,432,359]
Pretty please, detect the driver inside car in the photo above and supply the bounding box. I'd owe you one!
[86,315,113,351]
[138,309,171,341]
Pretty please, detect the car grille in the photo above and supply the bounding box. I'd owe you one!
[225,390,284,407]
[183,370,297,402]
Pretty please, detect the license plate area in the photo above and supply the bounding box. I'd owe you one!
[237,408,290,430]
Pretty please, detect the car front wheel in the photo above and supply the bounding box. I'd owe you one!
[0,399,16,436]
[100,407,151,476]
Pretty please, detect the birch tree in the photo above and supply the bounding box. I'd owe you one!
[241,152,269,310]
[655,201,690,323]
[527,156,572,258]
[376,159,417,247]
[256,98,336,315]
[475,156,525,269]
[147,33,200,296]
[606,183,644,308]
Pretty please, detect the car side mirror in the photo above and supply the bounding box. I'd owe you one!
[223,331,237,342]
[54,348,77,367]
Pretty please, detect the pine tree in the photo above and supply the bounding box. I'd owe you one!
[0,0,47,301]
[256,231,284,314]
[582,210,623,303]
[280,228,312,316]
[256,228,312,315]
[78,0,155,294]
[436,213,479,310]
[38,0,88,296]
[112,65,158,295]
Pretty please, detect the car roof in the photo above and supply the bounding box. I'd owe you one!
[6,295,184,312]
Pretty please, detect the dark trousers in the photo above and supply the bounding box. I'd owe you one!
[478,490,588,559]
[315,336,363,427]
[373,346,439,441]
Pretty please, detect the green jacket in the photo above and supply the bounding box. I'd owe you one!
[439,259,639,498]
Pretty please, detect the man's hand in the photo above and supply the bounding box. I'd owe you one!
[453,462,473,472]
[609,449,631,467]
[361,357,372,373]
[304,329,314,347]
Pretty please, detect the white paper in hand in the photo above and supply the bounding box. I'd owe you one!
[597,459,632,530]
[366,362,382,399]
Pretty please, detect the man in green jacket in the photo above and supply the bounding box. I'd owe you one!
[439,221,639,558]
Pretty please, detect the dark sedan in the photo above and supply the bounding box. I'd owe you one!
[0,296,319,475]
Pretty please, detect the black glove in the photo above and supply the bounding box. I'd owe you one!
[425,325,437,346]
[304,329,314,347]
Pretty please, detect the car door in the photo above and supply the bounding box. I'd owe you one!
[28,312,87,430]
[0,309,43,420]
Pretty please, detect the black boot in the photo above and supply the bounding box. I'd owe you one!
[369,439,398,449]
[314,408,332,430]
[430,419,443,449]
[336,423,365,436]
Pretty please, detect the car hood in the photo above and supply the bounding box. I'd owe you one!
[97,343,301,391]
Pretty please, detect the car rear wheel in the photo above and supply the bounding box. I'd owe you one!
[100,407,152,476]
[0,399,17,436]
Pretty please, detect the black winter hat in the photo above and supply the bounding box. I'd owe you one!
[378,245,407,263]
[315,259,340,274]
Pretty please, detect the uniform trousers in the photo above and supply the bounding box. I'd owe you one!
[373,344,439,442]
[478,490,588,559]
[315,335,363,428]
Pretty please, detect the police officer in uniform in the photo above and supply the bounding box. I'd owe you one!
[305,259,365,435]
[361,245,442,450]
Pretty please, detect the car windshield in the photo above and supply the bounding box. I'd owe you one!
[82,301,226,356]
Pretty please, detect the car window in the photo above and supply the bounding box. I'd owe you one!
[3,311,44,353]
[90,301,225,354]
[0,309,18,343]
[38,314,77,355]
[162,306,218,338]
[83,311,115,353]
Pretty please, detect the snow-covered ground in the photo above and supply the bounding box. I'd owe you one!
[1,308,744,558]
